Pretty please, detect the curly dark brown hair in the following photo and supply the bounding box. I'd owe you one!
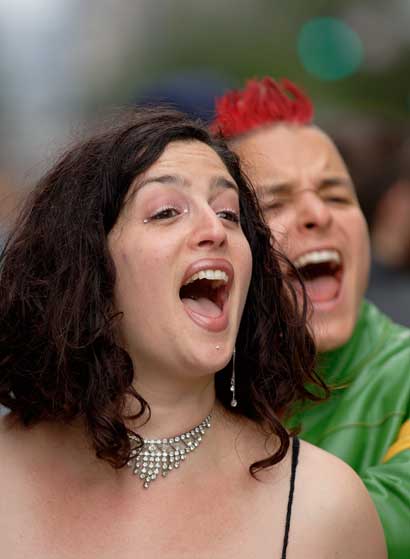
[0,106,327,473]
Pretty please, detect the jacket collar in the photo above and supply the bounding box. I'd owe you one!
[318,300,393,386]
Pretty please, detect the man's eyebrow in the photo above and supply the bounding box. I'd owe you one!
[256,182,293,197]
[256,177,355,198]
[319,177,354,190]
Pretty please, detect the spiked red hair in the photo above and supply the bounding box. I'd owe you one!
[211,77,314,139]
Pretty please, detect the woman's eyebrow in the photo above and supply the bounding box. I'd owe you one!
[212,176,239,192]
[138,174,185,190]
[124,174,183,205]
[136,174,239,193]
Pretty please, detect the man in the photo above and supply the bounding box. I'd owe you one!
[212,77,410,558]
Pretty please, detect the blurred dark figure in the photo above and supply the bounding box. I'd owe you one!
[367,141,410,326]
[334,121,410,327]
[371,140,410,269]
[0,174,21,416]
[0,175,21,250]
[134,70,234,123]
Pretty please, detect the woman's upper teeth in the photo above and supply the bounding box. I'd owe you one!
[294,250,341,269]
[184,269,229,285]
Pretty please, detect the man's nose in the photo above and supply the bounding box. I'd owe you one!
[187,206,227,250]
[295,190,332,231]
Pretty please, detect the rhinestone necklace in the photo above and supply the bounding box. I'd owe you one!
[127,414,212,489]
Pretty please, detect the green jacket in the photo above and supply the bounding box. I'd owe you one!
[292,301,410,558]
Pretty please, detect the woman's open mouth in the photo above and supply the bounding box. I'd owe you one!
[293,249,343,306]
[179,263,232,332]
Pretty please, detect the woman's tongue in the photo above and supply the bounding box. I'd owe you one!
[182,296,221,317]
[304,275,339,303]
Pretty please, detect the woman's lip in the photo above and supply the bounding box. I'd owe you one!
[181,258,234,289]
[180,258,233,332]
[182,303,229,332]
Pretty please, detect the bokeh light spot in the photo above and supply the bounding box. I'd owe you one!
[298,18,363,81]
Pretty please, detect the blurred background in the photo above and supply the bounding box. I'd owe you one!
[1,0,410,324]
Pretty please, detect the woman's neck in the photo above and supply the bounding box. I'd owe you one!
[129,372,216,440]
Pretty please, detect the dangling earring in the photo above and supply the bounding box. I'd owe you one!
[230,348,237,407]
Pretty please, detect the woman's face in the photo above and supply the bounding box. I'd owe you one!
[108,140,252,381]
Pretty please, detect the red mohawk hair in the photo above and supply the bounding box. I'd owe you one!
[211,77,313,139]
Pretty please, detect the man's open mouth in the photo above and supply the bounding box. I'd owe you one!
[293,249,343,304]
[179,269,230,318]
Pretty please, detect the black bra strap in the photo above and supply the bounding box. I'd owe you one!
[281,437,300,559]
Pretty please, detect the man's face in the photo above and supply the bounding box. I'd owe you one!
[233,124,370,352]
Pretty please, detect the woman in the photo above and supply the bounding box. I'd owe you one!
[0,108,385,558]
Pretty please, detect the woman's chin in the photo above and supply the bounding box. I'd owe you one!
[182,347,233,378]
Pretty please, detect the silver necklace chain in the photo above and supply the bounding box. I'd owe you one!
[127,414,212,489]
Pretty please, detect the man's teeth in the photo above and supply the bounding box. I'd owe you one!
[184,269,229,285]
[294,250,341,269]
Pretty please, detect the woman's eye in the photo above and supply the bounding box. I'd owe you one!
[147,206,181,221]
[217,209,240,223]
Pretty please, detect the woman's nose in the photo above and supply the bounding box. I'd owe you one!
[187,206,227,250]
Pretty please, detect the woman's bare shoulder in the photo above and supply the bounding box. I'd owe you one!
[297,440,375,500]
[290,440,387,558]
